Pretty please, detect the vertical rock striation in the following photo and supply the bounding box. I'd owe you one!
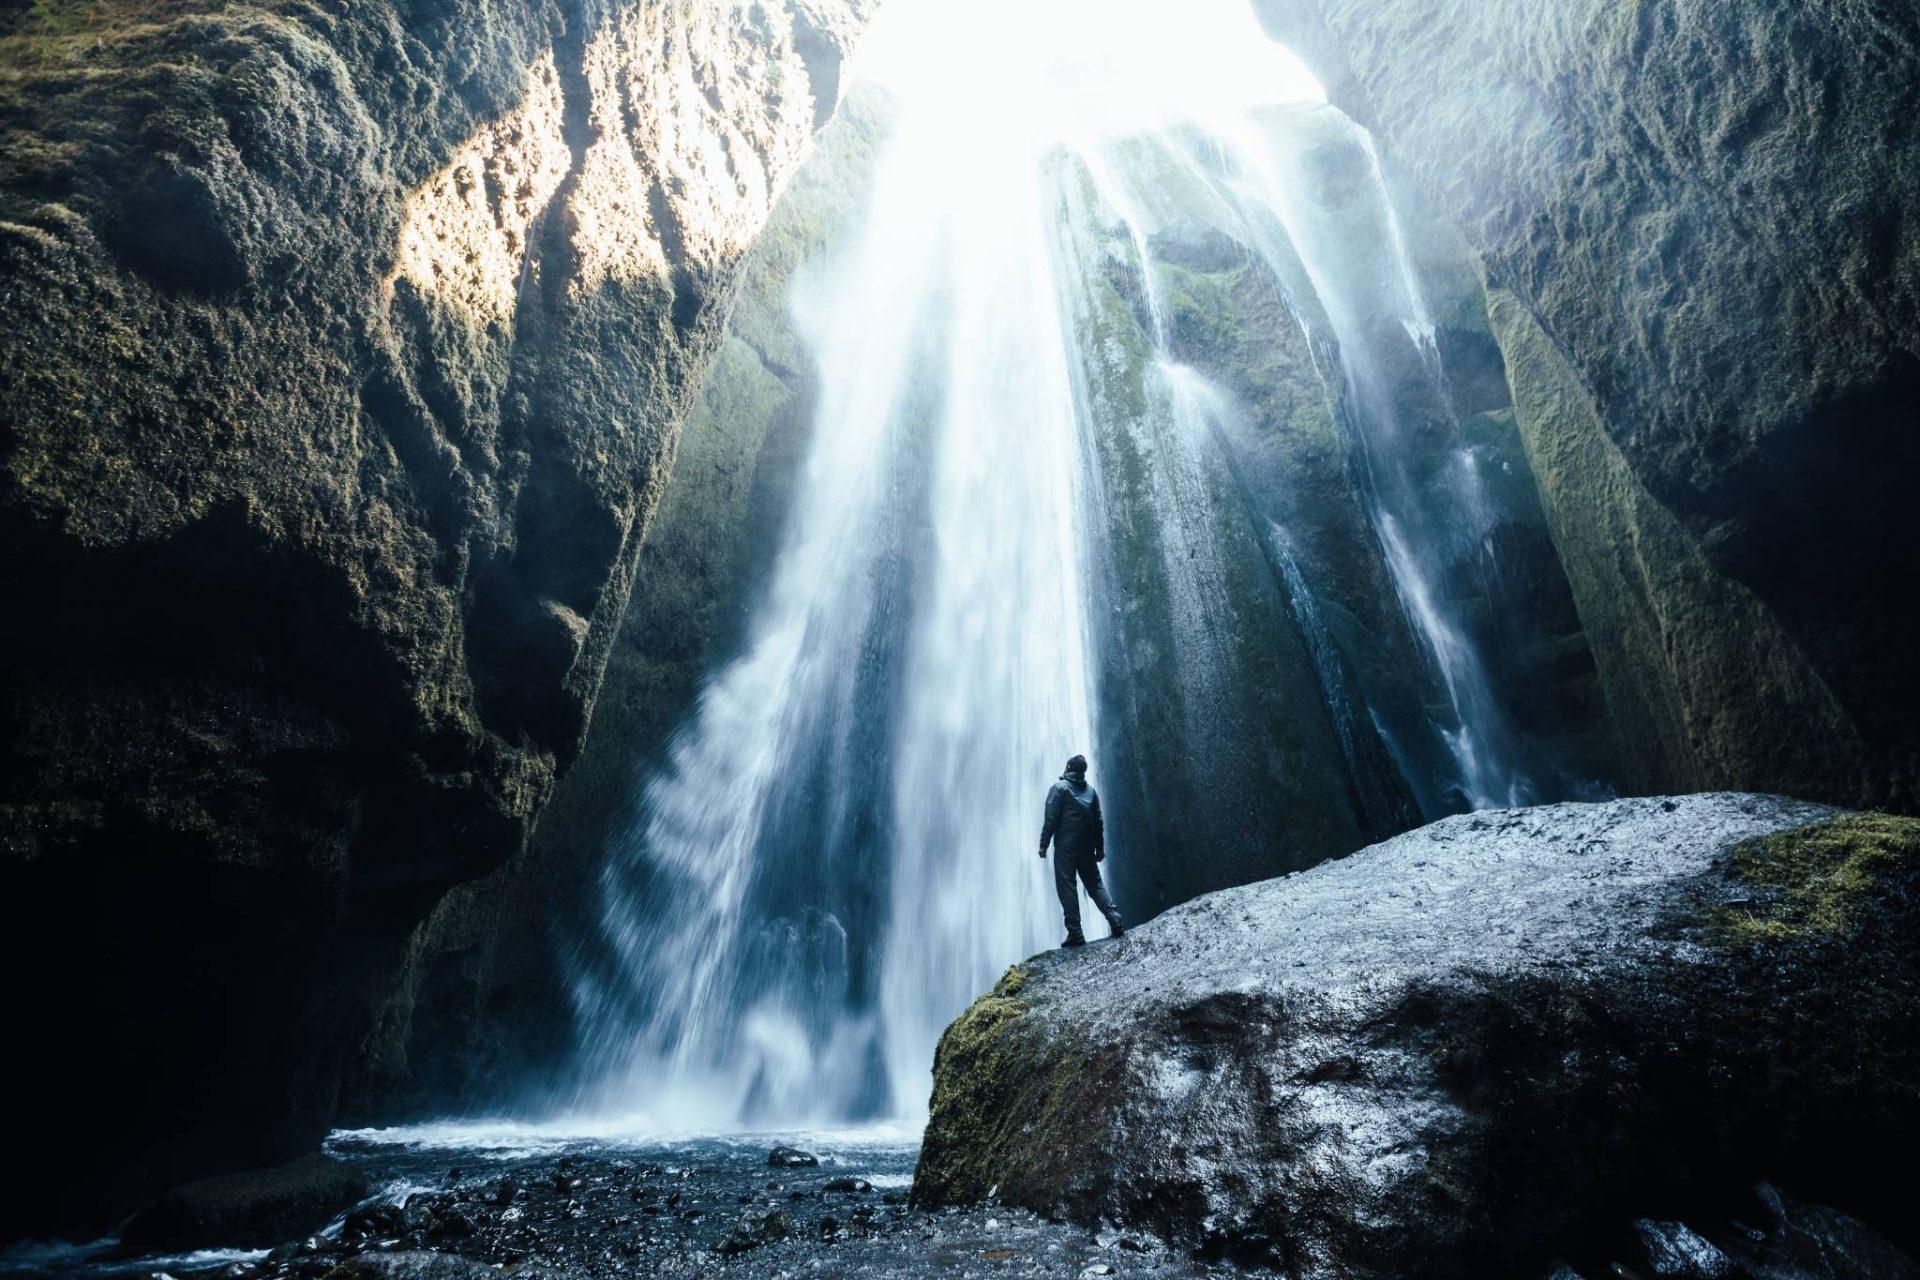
[0,0,871,1239]
[1253,0,1920,808]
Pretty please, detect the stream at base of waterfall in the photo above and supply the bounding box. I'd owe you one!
[10,1120,1224,1280]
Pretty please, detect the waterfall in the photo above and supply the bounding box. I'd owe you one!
[565,8,1111,1130]
[562,0,1576,1133]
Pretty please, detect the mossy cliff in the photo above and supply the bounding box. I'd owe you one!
[1484,286,1870,800]
[1050,126,1618,916]
[1254,0,1920,808]
[0,0,873,1238]
[1050,157,1384,914]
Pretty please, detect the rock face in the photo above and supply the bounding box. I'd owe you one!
[341,84,894,1120]
[0,0,870,1239]
[1051,154,1397,912]
[914,795,1920,1278]
[1252,0,1920,808]
[1051,127,1616,916]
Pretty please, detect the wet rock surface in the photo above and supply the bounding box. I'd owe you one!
[17,1127,1914,1280]
[915,794,1920,1279]
[366,83,897,1130]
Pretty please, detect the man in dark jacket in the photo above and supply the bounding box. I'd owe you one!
[1038,754,1124,948]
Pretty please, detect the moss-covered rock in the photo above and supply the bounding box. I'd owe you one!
[1718,812,1919,944]
[1049,157,1385,913]
[345,85,897,1119]
[1485,285,1873,801]
[911,963,1095,1209]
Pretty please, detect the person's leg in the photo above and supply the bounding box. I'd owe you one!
[1053,853,1084,942]
[1077,858,1125,934]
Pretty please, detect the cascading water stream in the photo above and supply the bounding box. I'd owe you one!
[1207,106,1542,810]
[561,0,1563,1135]
[564,5,1133,1130]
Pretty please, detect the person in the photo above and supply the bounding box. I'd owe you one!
[1038,754,1125,948]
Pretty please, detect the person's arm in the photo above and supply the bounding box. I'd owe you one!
[1039,784,1062,858]
[1091,790,1106,861]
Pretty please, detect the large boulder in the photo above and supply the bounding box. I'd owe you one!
[914,794,1920,1278]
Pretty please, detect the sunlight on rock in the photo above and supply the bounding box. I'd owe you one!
[391,52,571,329]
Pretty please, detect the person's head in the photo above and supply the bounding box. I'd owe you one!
[1065,754,1088,778]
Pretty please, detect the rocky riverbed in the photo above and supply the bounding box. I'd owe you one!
[9,794,1916,1280]
[11,1119,1916,1280]
[2,1127,1221,1280]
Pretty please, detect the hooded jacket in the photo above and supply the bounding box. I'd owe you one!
[1039,772,1104,861]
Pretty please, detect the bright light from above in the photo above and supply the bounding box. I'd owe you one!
[851,0,1326,145]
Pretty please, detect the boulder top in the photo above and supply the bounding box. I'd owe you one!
[1019,791,1837,1011]
[916,792,1918,1276]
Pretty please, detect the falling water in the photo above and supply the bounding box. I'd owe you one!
[1212,105,1541,810]
[564,0,1558,1132]
[564,0,1175,1130]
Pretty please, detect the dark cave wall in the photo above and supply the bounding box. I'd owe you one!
[0,0,872,1240]
[1254,0,1920,809]
[1054,165,1382,917]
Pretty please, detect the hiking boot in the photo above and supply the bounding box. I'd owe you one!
[1061,934,1086,948]
[1109,925,1126,939]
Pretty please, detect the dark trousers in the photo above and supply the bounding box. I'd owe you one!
[1054,849,1123,939]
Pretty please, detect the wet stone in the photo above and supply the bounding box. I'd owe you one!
[1630,1221,1735,1280]
[89,1129,1911,1280]
[767,1146,819,1168]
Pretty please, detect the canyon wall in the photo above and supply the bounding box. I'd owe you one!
[1255,0,1920,808]
[1052,143,1615,915]
[342,86,894,1122]
[0,0,870,1239]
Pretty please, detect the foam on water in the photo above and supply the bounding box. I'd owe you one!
[329,1117,923,1158]
[0,1242,269,1279]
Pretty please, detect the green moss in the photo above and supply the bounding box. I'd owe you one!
[1717,814,1920,943]
[912,963,1094,1208]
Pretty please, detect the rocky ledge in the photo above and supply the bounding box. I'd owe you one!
[913,794,1920,1278]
